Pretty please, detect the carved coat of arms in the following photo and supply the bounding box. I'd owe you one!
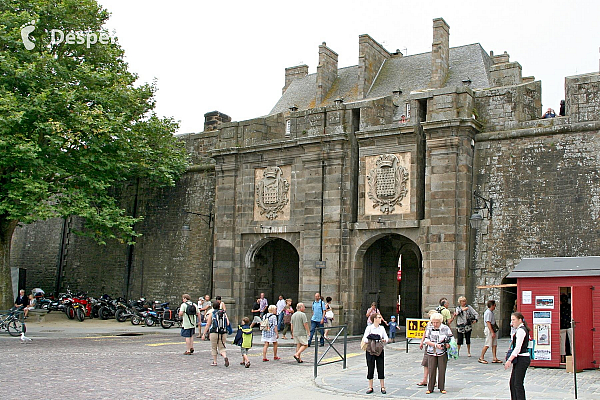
[367,154,409,214]
[256,166,290,220]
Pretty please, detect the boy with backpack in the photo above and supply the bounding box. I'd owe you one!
[233,317,253,368]
[201,301,230,367]
[178,294,200,355]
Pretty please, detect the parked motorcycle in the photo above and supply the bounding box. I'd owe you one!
[160,307,182,329]
[116,298,147,323]
[97,295,120,320]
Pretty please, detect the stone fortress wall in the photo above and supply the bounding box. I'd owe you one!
[10,19,600,333]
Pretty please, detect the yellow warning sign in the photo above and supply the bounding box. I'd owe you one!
[406,318,429,338]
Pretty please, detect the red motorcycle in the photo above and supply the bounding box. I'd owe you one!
[66,293,94,322]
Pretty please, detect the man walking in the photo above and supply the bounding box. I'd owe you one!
[479,300,501,364]
[307,292,325,347]
[179,294,200,355]
[276,295,286,331]
[291,302,310,363]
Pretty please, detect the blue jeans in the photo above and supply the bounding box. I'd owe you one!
[308,320,324,346]
[277,312,284,331]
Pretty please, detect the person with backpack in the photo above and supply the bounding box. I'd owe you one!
[178,294,200,355]
[261,304,280,361]
[505,312,530,400]
[201,301,230,367]
[233,317,253,368]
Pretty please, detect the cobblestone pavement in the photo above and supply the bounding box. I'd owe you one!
[1,315,599,399]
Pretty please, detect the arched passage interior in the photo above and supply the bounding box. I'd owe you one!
[249,238,299,307]
[360,234,422,332]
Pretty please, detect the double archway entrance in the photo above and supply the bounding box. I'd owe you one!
[359,233,422,332]
[245,233,422,335]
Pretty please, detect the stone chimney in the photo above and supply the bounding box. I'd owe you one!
[316,42,338,105]
[430,18,450,88]
[489,51,523,87]
[358,34,391,98]
[203,111,231,132]
[283,64,309,94]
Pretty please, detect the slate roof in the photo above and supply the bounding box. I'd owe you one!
[270,43,492,115]
[507,257,600,278]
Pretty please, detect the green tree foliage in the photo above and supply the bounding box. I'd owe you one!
[0,0,189,307]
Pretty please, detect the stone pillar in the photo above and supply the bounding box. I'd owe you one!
[212,155,238,319]
[421,90,480,312]
[430,18,450,89]
[204,111,231,132]
[358,34,391,98]
[283,64,309,94]
[565,72,600,122]
[490,62,523,87]
[316,42,338,105]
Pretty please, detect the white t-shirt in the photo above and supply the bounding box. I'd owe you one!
[276,299,286,315]
[362,324,389,343]
[484,308,496,326]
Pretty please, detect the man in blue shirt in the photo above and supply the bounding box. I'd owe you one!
[308,292,325,347]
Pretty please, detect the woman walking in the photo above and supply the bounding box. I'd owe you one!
[423,312,453,394]
[362,313,389,394]
[505,312,530,400]
[281,298,294,339]
[453,296,478,357]
[323,296,334,339]
[261,304,280,361]
[366,302,386,326]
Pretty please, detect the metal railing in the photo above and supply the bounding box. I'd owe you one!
[313,325,347,378]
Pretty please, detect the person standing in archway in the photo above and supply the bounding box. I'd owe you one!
[308,293,325,347]
[258,292,268,318]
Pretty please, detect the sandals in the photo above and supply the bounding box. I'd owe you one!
[189,348,194,354]
[478,358,488,364]
[183,351,192,355]
[274,356,281,360]
[245,362,250,368]
[210,362,217,366]
[366,388,374,394]
[381,388,387,394]
[416,382,427,386]
[492,359,503,363]
[263,358,269,362]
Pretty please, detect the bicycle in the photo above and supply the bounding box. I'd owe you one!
[0,309,26,336]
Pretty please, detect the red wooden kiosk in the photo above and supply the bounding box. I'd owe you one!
[507,257,600,369]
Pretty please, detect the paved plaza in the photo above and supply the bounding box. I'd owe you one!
[1,314,599,399]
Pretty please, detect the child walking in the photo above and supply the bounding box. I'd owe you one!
[388,316,397,343]
[234,317,253,368]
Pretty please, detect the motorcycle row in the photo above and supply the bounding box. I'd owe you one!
[33,289,183,329]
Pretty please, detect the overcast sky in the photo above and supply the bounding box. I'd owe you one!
[98,0,599,134]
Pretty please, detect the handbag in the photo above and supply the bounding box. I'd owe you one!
[492,322,500,333]
[325,310,334,320]
[283,313,292,324]
[361,340,368,352]
[447,337,458,360]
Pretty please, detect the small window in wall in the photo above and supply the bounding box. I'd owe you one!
[405,103,411,119]
[285,120,291,137]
